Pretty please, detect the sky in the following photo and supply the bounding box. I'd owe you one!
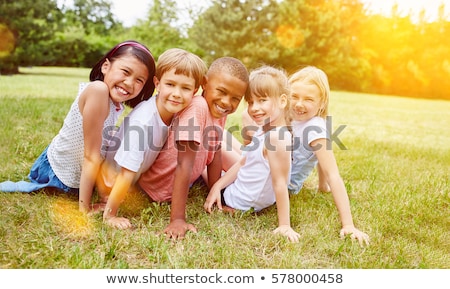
[58,0,450,27]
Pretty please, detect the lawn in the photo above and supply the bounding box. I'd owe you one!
[0,66,448,270]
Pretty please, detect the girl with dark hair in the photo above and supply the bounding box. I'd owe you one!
[0,40,156,214]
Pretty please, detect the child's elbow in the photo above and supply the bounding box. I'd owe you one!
[273,182,288,196]
[83,154,103,166]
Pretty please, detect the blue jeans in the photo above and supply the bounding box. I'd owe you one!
[0,146,73,193]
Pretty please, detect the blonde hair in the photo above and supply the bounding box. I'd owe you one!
[289,66,330,118]
[245,66,290,102]
[245,66,290,119]
[156,48,207,89]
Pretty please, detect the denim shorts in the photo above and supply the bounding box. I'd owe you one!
[0,146,73,193]
[30,146,73,191]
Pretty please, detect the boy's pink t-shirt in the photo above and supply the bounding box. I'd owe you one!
[138,95,225,202]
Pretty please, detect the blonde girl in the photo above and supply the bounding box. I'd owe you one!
[204,65,300,243]
[289,66,369,246]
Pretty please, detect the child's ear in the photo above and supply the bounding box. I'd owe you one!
[279,93,288,108]
[201,76,208,90]
[101,58,111,74]
[200,75,208,96]
[153,76,160,90]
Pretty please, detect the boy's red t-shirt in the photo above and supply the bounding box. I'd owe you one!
[138,95,225,202]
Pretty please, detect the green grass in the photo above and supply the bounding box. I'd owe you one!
[0,66,449,269]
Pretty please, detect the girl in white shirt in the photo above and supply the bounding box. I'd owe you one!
[204,65,300,243]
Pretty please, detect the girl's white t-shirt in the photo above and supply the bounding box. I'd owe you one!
[109,95,170,183]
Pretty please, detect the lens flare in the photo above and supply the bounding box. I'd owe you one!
[276,25,304,49]
[0,24,15,58]
[50,199,94,239]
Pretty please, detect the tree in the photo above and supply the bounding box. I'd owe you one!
[0,0,124,71]
[128,0,186,58]
[0,0,62,73]
[277,0,370,91]
[51,0,121,67]
[417,4,450,99]
[0,23,15,56]
[188,0,281,68]
[356,3,450,99]
[61,0,118,35]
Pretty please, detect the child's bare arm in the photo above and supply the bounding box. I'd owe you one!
[312,138,354,226]
[79,83,110,212]
[266,131,300,243]
[163,141,198,239]
[241,110,258,146]
[221,130,243,171]
[317,163,331,192]
[206,149,222,189]
[204,156,245,213]
[312,138,369,246]
[103,167,136,229]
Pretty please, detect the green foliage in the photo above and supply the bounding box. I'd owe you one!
[1,0,450,100]
[0,0,61,72]
[61,0,118,35]
[40,32,116,67]
[0,0,122,72]
[267,0,370,91]
[0,67,449,269]
[359,11,450,99]
[127,0,188,58]
[0,54,18,75]
[189,0,282,68]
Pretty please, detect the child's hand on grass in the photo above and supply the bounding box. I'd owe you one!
[273,225,300,243]
[163,219,197,240]
[340,225,370,246]
[204,187,222,213]
[104,216,133,230]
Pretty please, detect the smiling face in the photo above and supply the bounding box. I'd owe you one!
[203,71,247,119]
[154,68,197,124]
[101,55,149,105]
[247,93,287,128]
[290,81,323,122]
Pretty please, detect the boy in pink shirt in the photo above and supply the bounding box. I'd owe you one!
[137,57,249,239]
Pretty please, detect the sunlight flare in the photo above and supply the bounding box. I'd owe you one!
[50,198,94,238]
[276,25,304,49]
